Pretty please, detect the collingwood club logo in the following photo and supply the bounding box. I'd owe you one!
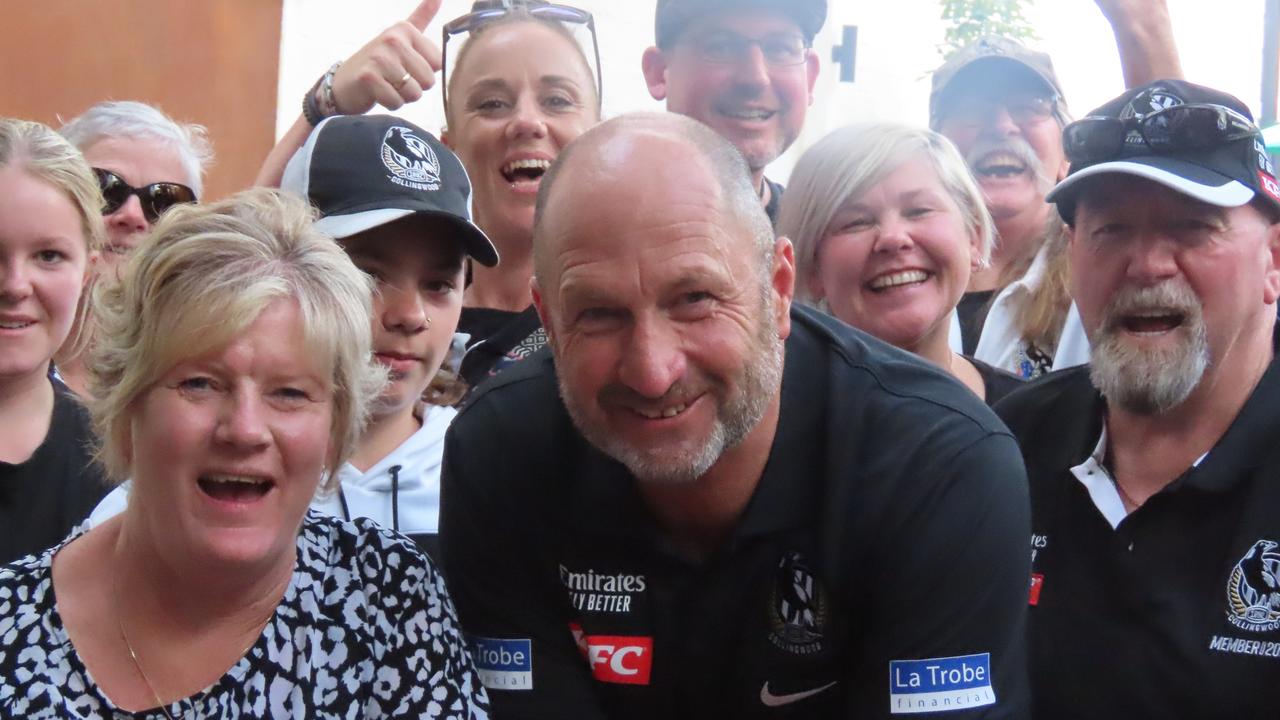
[1120,87,1182,147]
[1226,539,1280,633]
[1120,86,1182,120]
[768,552,828,655]
[381,126,441,191]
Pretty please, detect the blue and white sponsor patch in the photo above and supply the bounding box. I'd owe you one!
[889,652,995,714]
[468,636,533,691]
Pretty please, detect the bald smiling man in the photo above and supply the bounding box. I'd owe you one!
[440,113,1031,719]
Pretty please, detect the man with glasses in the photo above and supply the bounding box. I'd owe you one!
[930,1,1181,377]
[641,0,823,224]
[995,79,1280,719]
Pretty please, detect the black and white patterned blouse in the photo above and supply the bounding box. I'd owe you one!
[0,512,489,719]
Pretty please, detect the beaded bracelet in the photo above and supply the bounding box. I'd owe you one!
[302,61,343,127]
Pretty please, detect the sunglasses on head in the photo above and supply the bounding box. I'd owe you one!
[94,168,196,223]
[1063,103,1261,166]
[441,0,602,117]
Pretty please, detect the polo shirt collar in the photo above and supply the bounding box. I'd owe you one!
[731,333,825,540]
[1179,323,1280,493]
[1081,323,1280,500]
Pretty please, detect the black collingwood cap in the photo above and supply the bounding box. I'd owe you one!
[1047,79,1280,224]
[281,114,499,267]
[655,0,828,47]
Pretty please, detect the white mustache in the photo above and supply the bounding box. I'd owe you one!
[1100,280,1201,334]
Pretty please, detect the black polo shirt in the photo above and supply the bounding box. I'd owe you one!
[994,327,1280,719]
[440,306,1031,718]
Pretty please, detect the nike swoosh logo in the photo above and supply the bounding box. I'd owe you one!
[760,680,838,707]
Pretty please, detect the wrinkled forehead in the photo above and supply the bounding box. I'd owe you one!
[81,134,191,188]
[447,17,597,105]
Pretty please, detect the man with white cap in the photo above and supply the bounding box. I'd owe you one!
[995,79,1280,718]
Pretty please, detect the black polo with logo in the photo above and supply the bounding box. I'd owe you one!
[994,327,1280,719]
[440,306,1032,718]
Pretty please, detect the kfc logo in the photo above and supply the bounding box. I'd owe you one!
[570,623,654,685]
[1029,574,1044,606]
[1260,172,1280,204]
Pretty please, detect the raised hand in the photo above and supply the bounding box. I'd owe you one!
[330,0,444,114]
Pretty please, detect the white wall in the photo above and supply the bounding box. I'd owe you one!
[277,0,1270,183]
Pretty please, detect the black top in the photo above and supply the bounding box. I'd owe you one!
[957,290,996,356]
[0,379,109,564]
[0,512,489,718]
[969,356,1025,406]
[993,327,1280,720]
[440,306,1031,719]
[763,176,784,227]
[457,305,547,392]
[458,306,524,346]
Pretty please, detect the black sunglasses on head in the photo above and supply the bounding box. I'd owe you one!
[1063,103,1261,166]
[94,168,196,223]
[441,0,602,117]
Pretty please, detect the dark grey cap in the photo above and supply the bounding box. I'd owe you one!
[655,0,827,47]
[930,35,1065,127]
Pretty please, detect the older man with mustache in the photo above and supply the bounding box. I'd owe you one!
[930,0,1182,378]
[995,79,1280,719]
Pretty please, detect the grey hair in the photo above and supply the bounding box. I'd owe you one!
[89,188,385,492]
[60,100,214,198]
[533,111,775,285]
[776,122,995,304]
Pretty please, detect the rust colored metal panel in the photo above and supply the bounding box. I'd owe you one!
[0,0,283,200]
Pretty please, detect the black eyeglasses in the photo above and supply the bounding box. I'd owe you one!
[441,0,602,117]
[93,168,196,223]
[1063,103,1261,166]
[683,30,810,67]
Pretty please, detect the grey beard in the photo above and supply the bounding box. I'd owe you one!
[558,295,785,486]
[1088,284,1209,415]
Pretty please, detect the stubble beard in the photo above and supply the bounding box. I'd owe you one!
[1088,280,1209,416]
[558,292,785,486]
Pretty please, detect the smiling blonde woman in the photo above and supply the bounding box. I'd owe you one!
[0,188,488,718]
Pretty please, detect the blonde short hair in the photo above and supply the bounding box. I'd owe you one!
[777,122,995,304]
[0,117,105,253]
[89,188,384,491]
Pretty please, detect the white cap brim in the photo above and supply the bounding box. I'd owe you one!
[1048,160,1255,209]
[314,208,416,240]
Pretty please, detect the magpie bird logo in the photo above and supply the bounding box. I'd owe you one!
[381,126,441,189]
[1119,87,1183,148]
[1226,539,1280,632]
[1120,87,1183,120]
[768,552,827,655]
